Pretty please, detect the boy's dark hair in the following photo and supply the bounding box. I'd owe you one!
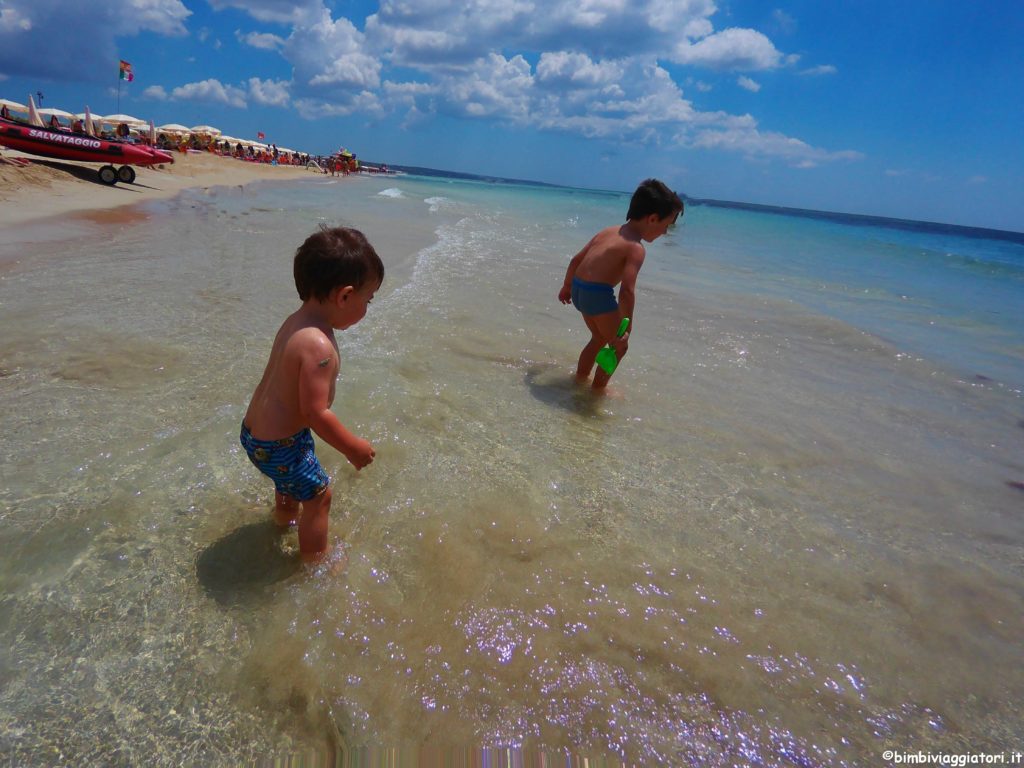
[294,225,384,302]
[626,178,684,221]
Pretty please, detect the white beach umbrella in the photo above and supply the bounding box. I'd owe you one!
[157,123,190,133]
[37,107,75,119]
[189,124,221,135]
[102,113,147,126]
[1,98,28,112]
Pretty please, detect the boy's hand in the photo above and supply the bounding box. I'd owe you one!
[612,333,629,357]
[345,438,375,470]
[558,284,572,304]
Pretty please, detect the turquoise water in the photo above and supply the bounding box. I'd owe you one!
[0,174,1022,765]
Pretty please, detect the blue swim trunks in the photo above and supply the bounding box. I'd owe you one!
[240,423,330,501]
[571,276,618,316]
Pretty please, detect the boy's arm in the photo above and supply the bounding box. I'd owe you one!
[558,237,595,304]
[616,243,645,330]
[297,335,375,470]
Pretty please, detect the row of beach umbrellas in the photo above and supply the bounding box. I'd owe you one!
[1,96,230,140]
[2,96,301,155]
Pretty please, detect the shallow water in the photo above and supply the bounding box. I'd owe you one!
[1,174,1022,765]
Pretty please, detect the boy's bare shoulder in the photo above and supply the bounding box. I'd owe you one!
[591,225,622,244]
[281,321,337,363]
[606,227,645,259]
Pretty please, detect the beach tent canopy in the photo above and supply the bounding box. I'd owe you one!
[0,98,28,111]
[157,123,191,133]
[189,124,221,135]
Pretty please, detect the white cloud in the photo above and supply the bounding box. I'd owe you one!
[737,76,761,92]
[208,0,322,25]
[170,79,248,108]
[237,30,286,50]
[440,53,534,120]
[248,77,290,106]
[535,52,624,89]
[690,126,863,167]
[800,64,837,76]
[143,85,169,100]
[294,91,385,118]
[673,28,784,70]
[0,6,32,32]
[364,0,777,69]
[285,8,381,93]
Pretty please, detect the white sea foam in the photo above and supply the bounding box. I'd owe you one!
[377,187,405,198]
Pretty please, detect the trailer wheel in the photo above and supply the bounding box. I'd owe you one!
[117,165,136,184]
[98,165,118,185]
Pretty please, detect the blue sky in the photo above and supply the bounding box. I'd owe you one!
[2,0,1021,231]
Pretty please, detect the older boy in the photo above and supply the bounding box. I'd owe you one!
[558,178,683,389]
[241,226,383,561]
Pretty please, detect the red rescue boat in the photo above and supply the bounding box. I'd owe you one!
[0,116,174,185]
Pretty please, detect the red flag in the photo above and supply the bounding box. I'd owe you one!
[119,60,134,82]
[257,131,265,140]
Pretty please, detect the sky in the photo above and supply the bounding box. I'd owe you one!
[1,0,1022,232]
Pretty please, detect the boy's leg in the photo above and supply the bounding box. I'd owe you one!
[274,491,300,528]
[578,312,626,386]
[298,486,333,561]
[575,324,606,381]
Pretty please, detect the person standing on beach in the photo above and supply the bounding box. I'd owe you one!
[558,178,683,390]
[240,226,383,562]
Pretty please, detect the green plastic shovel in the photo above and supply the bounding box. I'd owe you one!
[595,317,630,374]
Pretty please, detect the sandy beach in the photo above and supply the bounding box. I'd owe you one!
[0,149,314,228]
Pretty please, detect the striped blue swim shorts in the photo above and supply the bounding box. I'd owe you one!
[240,423,330,501]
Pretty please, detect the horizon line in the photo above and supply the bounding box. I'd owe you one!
[380,163,1024,242]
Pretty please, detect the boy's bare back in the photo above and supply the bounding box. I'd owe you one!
[572,225,645,287]
[243,307,339,441]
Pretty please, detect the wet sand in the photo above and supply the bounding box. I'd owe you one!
[0,148,315,228]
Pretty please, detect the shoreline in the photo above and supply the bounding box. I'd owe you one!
[0,149,318,229]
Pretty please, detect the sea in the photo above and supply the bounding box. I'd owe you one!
[1,170,1022,766]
